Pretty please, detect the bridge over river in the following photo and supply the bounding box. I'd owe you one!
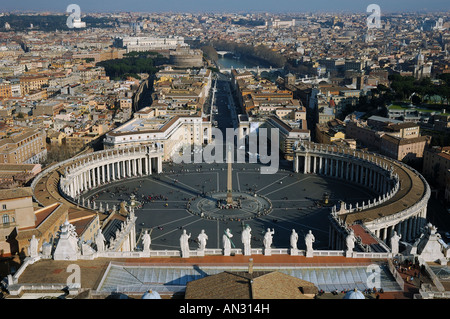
[219,65,284,75]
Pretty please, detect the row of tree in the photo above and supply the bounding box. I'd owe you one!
[340,73,450,122]
[96,51,167,80]
[388,74,450,105]
[205,40,286,68]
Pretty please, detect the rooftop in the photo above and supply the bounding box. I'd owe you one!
[0,187,33,201]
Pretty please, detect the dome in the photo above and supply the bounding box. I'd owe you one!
[141,289,161,299]
[343,289,365,299]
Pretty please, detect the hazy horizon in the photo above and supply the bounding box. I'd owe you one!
[1,0,449,14]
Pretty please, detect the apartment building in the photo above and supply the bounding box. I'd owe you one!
[0,187,35,256]
[0,82,12,98]
[19,76,49,95]
[422,146,450,190]
[65,132,97,152]
[346,117,429,162]
[433,114,450,131]
[315,119,346,145]
[380,134,430,162]
[0,128,47,164]
[152,67,212,112]
[33,101,66,117]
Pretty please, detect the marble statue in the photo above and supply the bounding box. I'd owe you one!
[95,229,106,252]
[263,228,274,249]
[290,229,299,255]
[223,228,233,256]
[346,230,356,257]
[29,235,39,258]
[197,229,208,251]
[305,230,315,258]
[180,229,191,258]
[390,231,401,256]
[241,225,252,256]
[142,230,151,252]
[263,228,275,255]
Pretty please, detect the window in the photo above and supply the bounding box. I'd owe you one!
[2,214,9,225]
[2,204,6,210]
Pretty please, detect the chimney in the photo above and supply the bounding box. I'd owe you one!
[248,258,253,275]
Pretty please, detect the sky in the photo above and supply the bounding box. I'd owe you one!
[1,0,449,13]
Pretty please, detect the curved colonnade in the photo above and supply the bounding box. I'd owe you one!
[31,146,163,210]
[294,142,430,251]
[59,146,163,207]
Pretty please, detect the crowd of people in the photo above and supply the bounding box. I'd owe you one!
[393,258,424,285]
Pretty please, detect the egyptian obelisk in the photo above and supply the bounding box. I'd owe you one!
[226,145,233,204]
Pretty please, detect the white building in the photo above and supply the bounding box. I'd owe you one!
[114,36,188,53]
[103,111,212,161]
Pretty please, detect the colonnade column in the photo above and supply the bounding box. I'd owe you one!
[330,158,333,176]
[158,156,163,173]
[303,155,309,174]
[319,157,323,174]
[146,156,150,175]
[313,156,317,174]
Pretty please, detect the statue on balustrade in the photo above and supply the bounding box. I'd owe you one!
[305,230,315,257]
[263,228,274,250]
[142,230,151,252]
[345,230,356,257]
[197,229,208,251]
[29,235,39,258]
[263,228,274,255]
[290,229,298,251]
[223,228,233,256]
[95,229,106,252]
[180,229,191,258]
[241,225,252,256]
[390,231,401,256]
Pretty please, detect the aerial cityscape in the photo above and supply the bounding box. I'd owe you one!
[0,0,449,304]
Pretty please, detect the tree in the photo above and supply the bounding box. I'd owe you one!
[201,46,218,62]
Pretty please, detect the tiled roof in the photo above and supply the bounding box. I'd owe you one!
[0,187,33,200]
[185,270,317,299]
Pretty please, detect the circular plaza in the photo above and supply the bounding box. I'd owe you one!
[30,141,430,256]
[187,191,272,221]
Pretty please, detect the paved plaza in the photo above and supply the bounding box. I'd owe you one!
[84,161,377,252]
